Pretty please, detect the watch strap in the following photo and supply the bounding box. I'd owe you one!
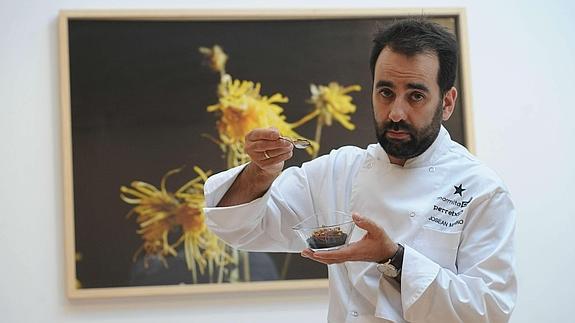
[378,243,404,276]
[388,243,404,272]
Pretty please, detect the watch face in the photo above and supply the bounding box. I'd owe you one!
[377,263,399,278]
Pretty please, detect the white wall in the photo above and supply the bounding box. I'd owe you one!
[2,0,574,322]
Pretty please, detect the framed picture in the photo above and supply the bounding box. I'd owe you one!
[59,8,473,298]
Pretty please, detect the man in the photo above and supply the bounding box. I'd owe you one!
[204,19,516,322]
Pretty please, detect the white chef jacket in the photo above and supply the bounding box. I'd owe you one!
[204,126,517,323]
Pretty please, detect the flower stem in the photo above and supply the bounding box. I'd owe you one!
[217,246,225,283]
[241,251,251,282]
[312,113,324,159]
[280,253,292,279]
[290,110,320,129]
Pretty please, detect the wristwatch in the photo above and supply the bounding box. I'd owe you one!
[376,244,404,278]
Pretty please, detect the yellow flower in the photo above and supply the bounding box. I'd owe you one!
[207,78,317,164]
[120,166,234,283]
[208,79,286,142]
[121,180,178,259]
[199,45,228,75]
[309,82,361,130]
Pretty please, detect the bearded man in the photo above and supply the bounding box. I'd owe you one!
[204,18,517,323]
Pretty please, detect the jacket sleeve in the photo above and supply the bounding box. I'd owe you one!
[398,190,517,323]
[203,162,318,252]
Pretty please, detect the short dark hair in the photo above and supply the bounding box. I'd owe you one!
[370,18,458,95]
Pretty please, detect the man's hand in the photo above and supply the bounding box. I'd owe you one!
[217,127,294,207]
[301,212,398,265]
[244,127,294,176]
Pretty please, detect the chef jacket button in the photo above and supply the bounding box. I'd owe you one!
[428,166,436,173]
[410,211,416,217]
[351,311,359,317]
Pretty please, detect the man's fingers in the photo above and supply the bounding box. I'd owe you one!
[301,248,314,258]
[312,243,359,261]
[245,128,292,161]
[301,249,343,265]
[246,127,280,141]
[249,139,292,152]
[352,212,382,236]
[259,146,292,159]
[251,141,293,154]
[258,149,293,165]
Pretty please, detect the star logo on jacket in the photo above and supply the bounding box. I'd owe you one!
[453,184,466,197]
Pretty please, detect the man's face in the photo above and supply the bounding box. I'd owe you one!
[372,48,454,162]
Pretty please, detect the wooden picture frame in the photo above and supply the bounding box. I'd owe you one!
[59,8,474,299]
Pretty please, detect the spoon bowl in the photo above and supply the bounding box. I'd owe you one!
[280,136,311,149]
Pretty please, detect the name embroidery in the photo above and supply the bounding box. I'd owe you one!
[426,184,474,227]
[428,216,464,227]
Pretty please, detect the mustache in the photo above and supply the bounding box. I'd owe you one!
[382,120,415,133]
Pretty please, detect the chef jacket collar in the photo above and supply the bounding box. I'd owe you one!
[374,125,451,168]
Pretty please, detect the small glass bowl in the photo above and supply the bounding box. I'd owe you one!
[292,211,355,251]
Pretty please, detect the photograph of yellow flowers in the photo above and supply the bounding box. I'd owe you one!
[60,10,472,298]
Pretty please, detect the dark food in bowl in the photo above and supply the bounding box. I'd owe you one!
[307,226,348,249]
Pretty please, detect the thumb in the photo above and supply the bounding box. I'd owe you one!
[268,127,280,139]
[352,212,381,234]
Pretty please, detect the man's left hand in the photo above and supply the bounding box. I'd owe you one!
[301,212,398,265]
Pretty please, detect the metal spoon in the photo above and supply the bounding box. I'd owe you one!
[280,136,312,149]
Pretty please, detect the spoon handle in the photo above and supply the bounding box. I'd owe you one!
[280,136,311,149]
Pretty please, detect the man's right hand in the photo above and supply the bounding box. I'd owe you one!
[217,127,294,207]
[245,127,294,176]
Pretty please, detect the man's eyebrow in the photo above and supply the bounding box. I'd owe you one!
[374,80,430,93]
[407,83,430,93]
[374,80,394,88]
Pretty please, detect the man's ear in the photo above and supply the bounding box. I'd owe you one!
[442,87,458,121]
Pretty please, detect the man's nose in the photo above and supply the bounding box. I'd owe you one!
[388,99,407,122]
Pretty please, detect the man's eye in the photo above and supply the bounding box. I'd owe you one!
[410,92,425,101]
[380,88,393,98]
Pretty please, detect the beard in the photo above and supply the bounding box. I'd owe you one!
[375,102,443,160]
